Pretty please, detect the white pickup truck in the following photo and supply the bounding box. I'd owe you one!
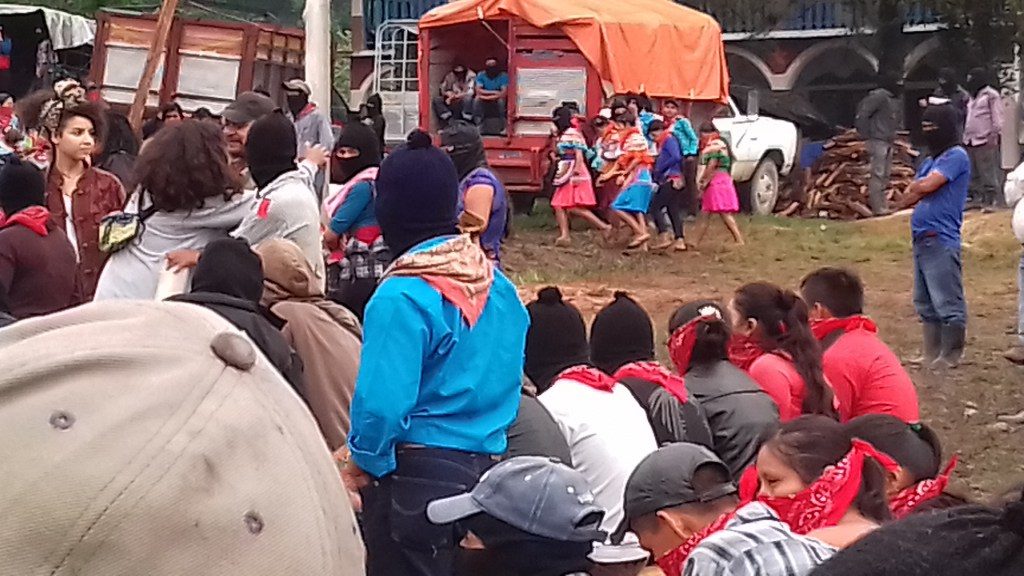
[713,94,799,215]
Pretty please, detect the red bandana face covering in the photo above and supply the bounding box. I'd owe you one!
[890,457,958,519]
[668,307,726,375]
[737,440,899,535]
[614,361,688,402]
[655,511,733,576]
[727,332,765,372]
[557,365,617,392]
[809,316,878,341]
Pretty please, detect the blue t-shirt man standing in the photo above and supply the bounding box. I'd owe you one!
[896,103,971,370]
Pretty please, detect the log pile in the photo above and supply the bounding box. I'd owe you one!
[793,130,919,220]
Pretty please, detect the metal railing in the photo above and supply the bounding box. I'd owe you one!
[364,0,445,47]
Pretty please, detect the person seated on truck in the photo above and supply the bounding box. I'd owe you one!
[432,63,475,127]
[473,57,509,132]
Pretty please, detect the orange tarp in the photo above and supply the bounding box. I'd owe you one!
[419,0,729,102]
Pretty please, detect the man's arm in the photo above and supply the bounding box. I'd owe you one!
[459,183,494,235]
[347,287,429,478]
[855,93,879,136]
[989,89,1004,143]
[895,171,949,210]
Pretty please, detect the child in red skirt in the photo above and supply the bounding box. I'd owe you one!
[695,123,744,246]
[550,108,612,247]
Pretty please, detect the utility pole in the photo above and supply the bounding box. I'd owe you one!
[304,0,332,120]
[128,0,178,133]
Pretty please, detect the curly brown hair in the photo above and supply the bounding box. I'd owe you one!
[133,120,242,212]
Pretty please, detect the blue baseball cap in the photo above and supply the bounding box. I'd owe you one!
[427,456,607,543]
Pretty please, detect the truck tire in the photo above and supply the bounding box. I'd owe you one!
[741,158,780,216]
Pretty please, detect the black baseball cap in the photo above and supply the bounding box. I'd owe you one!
[221,91,275,125]
[622,443,737,530]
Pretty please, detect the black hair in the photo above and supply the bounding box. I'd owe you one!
[800,267,865,318]
[767,416,892,524]
[56,102,106,144]
[845,415,942,482]
[669,301,731,370]
[809,490,1024,576]
[158,102,183,120]
[461,513,595,576]
[734,282,836,419]
[98,111,140,165]
[192,107,217,121]
[648,119,666,133]
[614,111,636,126]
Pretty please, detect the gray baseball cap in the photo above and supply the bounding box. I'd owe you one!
[622,443,737,528]
[222,91,275,125]
[427,456,607,543]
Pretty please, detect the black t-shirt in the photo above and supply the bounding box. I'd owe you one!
[506,393,573,467]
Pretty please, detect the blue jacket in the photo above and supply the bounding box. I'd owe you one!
[653,135,683,183]
[347,237,529,477]
[673,118,699,157]
[329,180,377,235]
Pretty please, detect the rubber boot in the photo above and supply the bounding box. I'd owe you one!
[931,324,966,370]
[910,323,942,366]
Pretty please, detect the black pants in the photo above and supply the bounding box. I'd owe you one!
[361,447,497,576]
[683,156,699,216]
[650,182,686,239]
[327,273,378,322]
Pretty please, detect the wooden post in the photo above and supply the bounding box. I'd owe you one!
[128,0,179,133]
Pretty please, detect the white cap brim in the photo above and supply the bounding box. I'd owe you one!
[426,493,484,525]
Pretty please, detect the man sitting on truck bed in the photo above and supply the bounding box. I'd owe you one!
[473,57,508,132]
[433,64,475,127]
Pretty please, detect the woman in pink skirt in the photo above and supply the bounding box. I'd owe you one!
[695,127,745,246]
[550,108,612,247]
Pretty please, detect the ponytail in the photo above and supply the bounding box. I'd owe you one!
[855,457,894,524]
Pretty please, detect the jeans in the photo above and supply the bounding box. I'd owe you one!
[432,93,474,124]
[361,447,497,576]
[968,143,1002,206]
[472,97,506,122]
[650,181,685,238]
[913,235,967,326]
[1017,250,1024,345]
[867,139,893,214]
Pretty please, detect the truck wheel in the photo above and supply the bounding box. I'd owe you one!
[510,193,537,215]
[744,158,780,216]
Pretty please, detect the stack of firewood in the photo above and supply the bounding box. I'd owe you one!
[786,130,919,220]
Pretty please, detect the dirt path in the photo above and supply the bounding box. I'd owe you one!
[505,209,1024,498]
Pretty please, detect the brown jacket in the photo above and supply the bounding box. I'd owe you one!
[256,238,362,451]
[0,217,80,318]
[46,164,126,300]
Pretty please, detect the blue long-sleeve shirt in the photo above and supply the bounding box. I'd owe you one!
[654,134,683,183]
[347,237,529,477]
[673,117,699,157]
[329,181,377,235]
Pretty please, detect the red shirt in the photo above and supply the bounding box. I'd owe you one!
[823,328,920,423]
[748,353,805,422]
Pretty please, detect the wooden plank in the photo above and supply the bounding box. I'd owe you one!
[128,0,179,133]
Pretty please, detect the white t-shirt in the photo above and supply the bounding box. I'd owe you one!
[539,376,658,533]
[62,194,79,261]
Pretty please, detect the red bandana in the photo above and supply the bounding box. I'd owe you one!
[738,440,899,535]
[655,511,733,576]
[727,332,766,372]
[0,206,51,237]
[613,361,687,402]
[890,457,958,519]
[810,316,878,342]
[558,365,617,392]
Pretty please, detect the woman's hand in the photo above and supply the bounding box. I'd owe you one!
[165,249,201,272]
[303,143,330,168]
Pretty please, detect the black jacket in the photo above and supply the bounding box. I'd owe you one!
[169,291,305,394]
[506,393,573,466]
[618,377,714,449]
[685,361,780,479]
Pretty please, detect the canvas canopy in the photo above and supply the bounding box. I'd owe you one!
[0,4,95,50]
[420,0,729,102]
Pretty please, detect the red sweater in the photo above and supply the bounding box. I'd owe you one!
[822,329,920,423]
[748,353,805,422]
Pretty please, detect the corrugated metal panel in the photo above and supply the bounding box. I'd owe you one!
[685,1,939,35]
[364,0,446,47]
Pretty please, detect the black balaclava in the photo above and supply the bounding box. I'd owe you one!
[331,123,382,184]
[966,67,989,96]
[484,60,501,78]
[809,490,1024,576]
[922,104,959,156]
[365,93,384,119]
[525,287,592,393]
[286,91,308,118]
[374,130,460,256]
[589,292,655,374]
[938,67,959,96]
[458,514,594,576]
[191,238,264,304]
[0,159,46,216]
[246,111,298,189]
[552,105,573,134]
[440,120,488,180]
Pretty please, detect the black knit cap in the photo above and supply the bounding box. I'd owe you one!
[811,494,1024,576]
[245,110,297,189]
[0,159,46,216]
[375,130,460,256]
[192,238,264,304]
[589,291,654,375]
[525,287,591,392]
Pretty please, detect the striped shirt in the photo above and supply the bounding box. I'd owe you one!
[683,503,836,576]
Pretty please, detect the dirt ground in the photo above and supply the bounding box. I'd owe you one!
[503,205,1024,500]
